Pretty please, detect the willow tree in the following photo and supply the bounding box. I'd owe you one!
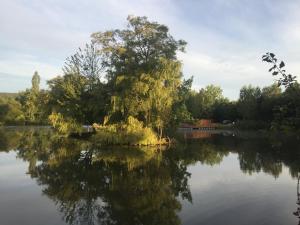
[91,15,187,135]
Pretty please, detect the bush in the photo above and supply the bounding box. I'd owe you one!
[48,112,82,134]
[0,97,25,125]
[92,116,165,146]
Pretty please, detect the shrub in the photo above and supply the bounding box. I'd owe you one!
[92,116,165,146]
[48,112,82,134]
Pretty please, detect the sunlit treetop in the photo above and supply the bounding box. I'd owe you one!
[91,15,187,80]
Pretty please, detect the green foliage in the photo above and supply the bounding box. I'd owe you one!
[4,19,300,136]
[92,116,162,145]
[18,90,38,122]
[63,42,103,83]
[48,112,82,134]
[259,83,282,122]
[262,53,297,87]
[271,83,300,130]
[1,16,190,137]
[17,71,47,124]
[234,82,300,131]
[168,77,194,128]
[50,42,108,125]
[91,15,186,79]
[31,71,40,93]
[171,104,193,125]
[0,96,24,125]
[47,73,88,123]
[90,16,188,136]
[237,85,261,120]
[212,99,238,122]
[186,85,224,119]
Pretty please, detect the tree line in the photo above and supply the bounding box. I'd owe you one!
[0,16,299,134]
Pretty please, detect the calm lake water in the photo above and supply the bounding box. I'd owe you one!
[0,128,300,225]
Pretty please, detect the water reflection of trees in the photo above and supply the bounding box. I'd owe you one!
[2,129,300,224]
[0,128,23,152]
[236,135,300,178]
[185,134,300,179]
[13,130,192,225]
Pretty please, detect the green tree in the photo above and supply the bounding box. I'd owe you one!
[259,83,281,122]
[186,85,224,119]
[17,71,44,123]
[262,53,300,130]
[63,42,103,88]
[237,85,261,120]
[47,73,88,124]
[60,42,108,124]
[212,99,238,122]
[272,82,300,130]
[0,96,24,125]
[31,71,40,93]
[91,15,188,135]
[170,77,194,125]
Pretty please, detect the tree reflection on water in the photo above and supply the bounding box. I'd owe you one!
[1,128,300,225]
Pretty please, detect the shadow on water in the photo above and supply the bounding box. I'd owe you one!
[1,128,300,225]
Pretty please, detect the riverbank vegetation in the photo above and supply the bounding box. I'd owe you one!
[0,16,299,143]
[91,116,166,146]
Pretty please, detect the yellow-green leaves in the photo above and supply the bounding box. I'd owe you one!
[48,112,82,135]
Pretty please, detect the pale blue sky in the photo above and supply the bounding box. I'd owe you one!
[1,0,300,99]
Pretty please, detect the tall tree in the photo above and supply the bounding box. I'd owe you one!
[262,53,300,130]
[31,71,40,93]
[63,42,103,88]
[186,85,224,119]
[67,42,107,122]
[91,15,187,134]
[18,71,43,123]
[47,73,88,123]
[237,85,261,120]
[259,83,281,122]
